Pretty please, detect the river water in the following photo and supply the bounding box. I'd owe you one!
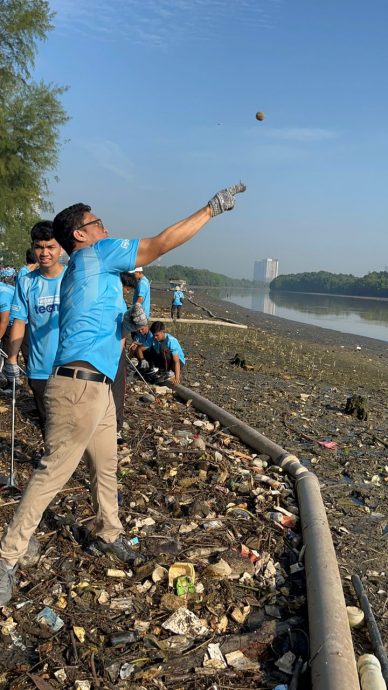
[204,288,388,343]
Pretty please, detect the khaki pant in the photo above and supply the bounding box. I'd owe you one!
[0,371,123,566]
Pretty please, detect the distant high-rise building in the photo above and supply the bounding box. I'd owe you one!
[253,258,279,283]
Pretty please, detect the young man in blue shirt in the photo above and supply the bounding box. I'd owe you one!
[150,320,186,384]
[0,182,246,604]
[171,285,184,319]
[3,222,65,437]
[130,267,151,318]
[17,248,38,281]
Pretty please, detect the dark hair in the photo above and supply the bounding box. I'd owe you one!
[2,275,15,286]
[25,248,36,264]
[31,220,54,243]
[53,203,91,254]
[120,272,137,288]
[150,320,165,335]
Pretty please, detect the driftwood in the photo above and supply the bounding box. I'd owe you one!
[134,619,299,679]
[187,295,243,326]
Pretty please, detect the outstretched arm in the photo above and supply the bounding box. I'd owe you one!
[136,182,246,268]
[136,206,211,268]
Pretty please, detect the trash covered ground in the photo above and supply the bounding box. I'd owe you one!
[1,285,387,689]
[0,374,308,689]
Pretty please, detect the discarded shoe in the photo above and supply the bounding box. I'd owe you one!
[0,559,17,606]
[91,535,144,567]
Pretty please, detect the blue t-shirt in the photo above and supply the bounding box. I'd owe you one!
[134,330,155,348]
[10,269,66,379]
[17,265,30,280]
[155,333,186,364]
[54,238,139,380]
[0,284,15,326]
[172,290,184,306]
[133,276,150,318]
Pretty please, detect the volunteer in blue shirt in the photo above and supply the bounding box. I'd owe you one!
[15,248,39,368]
[171,285,184,319]
[0,277,15,359]
[130,267,151,318]
[150,321,186,384]
[123,305,158,372]
[17,248,38,281]
[4,222,65,437]
[0,181,246,605]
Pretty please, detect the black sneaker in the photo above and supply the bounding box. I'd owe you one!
[153,372,174,385]
[116,432,126,446]
[91,535,144,567]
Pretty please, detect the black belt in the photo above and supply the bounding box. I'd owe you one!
[54,367,112,384]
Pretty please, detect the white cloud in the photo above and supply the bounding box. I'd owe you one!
[50,0,282,47]
[81,139,135,182]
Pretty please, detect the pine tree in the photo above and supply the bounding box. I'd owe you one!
[0,0,69,264]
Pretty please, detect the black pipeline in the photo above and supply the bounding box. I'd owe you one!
[171,382,361,690]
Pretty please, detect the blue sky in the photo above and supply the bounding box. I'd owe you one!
[35,0,388,278]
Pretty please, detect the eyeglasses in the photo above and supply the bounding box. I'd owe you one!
[77,218,104,230]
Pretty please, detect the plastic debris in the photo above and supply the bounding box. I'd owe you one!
[119,662,135,679]
[106,568,129,578]
[0,617,17,636]
[36,607,64,632]
[54,669,67,683]
[203,643,227,669]
[317,440,338,450]
[225,650,260,671]
[168,561,196,587]
[347,605,365,629]
[74,681,91,690]
[73,626,86,643]
[275,651,296,674]
[110,631,137,646]
[176,575,196,596]
[162,608,209,636]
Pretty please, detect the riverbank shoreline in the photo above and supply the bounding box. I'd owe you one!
[150,286,388,651]
[271,289,388,302]
[187,288,388,360]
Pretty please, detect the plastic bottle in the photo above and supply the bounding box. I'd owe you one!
[357,654,386,690]
[266,511,297,529]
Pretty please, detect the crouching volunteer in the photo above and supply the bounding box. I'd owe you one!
[0,181,246,605]
[123,303,156,370]
[149,321,185,384]
[4,222,65,437]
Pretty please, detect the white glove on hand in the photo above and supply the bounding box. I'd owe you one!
[208,182,247,217]
[140,359,150,370]
[4,362,21,385]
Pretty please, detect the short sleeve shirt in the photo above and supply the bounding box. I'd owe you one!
[133,276,150,318]
[172,290,184,306]
[134,330,155,348]
[0,284,15,326]
[155,333,185,364]
[10,269,66,379]
[54,238,139,380]
[17,265,30,280]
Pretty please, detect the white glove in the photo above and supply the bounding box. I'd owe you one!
[208,182,247,216]
[140,359,150,370]
[4,362,21,383]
